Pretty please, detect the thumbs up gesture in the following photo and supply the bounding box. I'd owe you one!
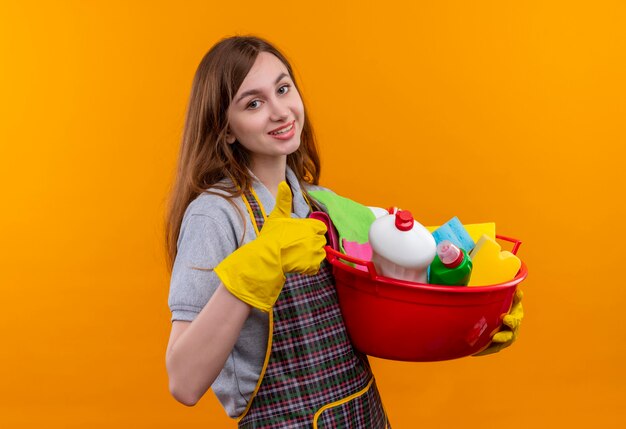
[263,181,328,275]
[215,182,328,312]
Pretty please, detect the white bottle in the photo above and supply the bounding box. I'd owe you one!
[369,210,437,283]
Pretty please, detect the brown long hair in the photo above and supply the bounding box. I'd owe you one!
[165,36,321,271]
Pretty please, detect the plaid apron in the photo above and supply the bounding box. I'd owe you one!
[237,188,390,429]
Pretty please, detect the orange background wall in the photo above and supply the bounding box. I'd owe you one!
[1,1,624,427]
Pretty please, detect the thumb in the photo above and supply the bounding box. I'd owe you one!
[269,181,292,219]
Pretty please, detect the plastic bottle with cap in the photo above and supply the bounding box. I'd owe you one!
[428,240,473,286]
[368,209,436,283]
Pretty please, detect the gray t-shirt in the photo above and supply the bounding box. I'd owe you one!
[168,167,330,417]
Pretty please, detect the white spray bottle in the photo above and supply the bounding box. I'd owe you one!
[368,209,437,283]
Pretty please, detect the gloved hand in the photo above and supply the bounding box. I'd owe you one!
[473,288,524,356]
[215,181,327,312]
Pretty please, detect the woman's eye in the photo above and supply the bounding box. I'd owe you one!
[247,100,261,109]
[278,84,290,95]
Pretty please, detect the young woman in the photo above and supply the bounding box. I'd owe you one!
[165,36,391,428]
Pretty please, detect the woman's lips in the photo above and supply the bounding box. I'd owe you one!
[268,121,296,140]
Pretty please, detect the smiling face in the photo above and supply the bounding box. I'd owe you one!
[226,52,305,166]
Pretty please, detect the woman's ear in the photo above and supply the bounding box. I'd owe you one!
[225,130,236,144]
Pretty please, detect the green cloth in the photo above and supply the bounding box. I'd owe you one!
[308,190,376,253]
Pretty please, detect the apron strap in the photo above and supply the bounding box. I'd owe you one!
[242,187,266,235]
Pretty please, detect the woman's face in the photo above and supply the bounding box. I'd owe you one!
[226,52,305,163]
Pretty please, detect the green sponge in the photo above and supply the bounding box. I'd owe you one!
[308,190,375,253]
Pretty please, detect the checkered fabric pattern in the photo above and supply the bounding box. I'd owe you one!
[315,379,388,428]
[238,189,389,429]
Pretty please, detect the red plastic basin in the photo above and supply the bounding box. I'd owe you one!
[326,235,528,362]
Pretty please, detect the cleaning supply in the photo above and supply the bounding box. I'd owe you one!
[308,190,376,253]
[427,221,496,245]
[429,240,473,286]
[369,210,436,283]
[468,234,521,286]
[342,240,372,272]
[344,206,393,270]
[368,206,390,218]
[342,239,372,267]
[215,182,328,312]
[430,216,476,253]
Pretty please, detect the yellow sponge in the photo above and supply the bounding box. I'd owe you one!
[468,234,521,287]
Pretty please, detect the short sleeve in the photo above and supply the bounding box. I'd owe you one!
[168,214,238,322]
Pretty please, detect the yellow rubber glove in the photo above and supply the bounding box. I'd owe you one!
[215,181,328,312]
[473,289,524,356]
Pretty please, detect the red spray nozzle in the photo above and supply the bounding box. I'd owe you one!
[395,210,414,231]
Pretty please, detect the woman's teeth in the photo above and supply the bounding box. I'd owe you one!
[270,123,293,135]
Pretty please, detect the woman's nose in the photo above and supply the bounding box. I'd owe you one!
[269,99,289,121]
